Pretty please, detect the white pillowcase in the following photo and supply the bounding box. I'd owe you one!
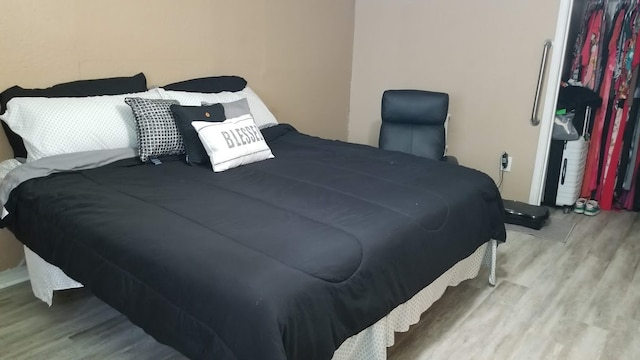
[158,87,278,129]
[1,89,163,162]
[192,114,274,172]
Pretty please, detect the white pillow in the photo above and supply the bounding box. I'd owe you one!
[1,89,163,161]
[192,114,274,172]
[159,87,278,129]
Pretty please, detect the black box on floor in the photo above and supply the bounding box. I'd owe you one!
[503,199,550,230]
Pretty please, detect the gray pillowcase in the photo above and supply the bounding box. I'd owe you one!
[202,98,251,119]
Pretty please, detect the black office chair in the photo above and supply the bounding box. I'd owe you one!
[378,89,457,164]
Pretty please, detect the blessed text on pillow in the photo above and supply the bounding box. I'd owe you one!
[191,114,274,172]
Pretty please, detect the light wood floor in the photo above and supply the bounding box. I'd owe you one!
[0,210,638,360]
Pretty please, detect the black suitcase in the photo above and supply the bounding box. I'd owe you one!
[503,199,550,230]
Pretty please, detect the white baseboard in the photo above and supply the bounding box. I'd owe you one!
[0,265,29,290]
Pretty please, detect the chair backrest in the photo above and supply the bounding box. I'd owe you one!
[378,89,449,160]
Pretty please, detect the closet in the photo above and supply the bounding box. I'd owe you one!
[542,0,640,212]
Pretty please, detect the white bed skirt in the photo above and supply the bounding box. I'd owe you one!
[24,246,83,305]
[333,241,494,360]
[24,240,496,359]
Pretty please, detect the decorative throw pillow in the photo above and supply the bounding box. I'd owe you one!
[169,103,226,165]
[202,98,251,119]
[124,97,183,162]
[1,89,162,162]
[192,114,274,172]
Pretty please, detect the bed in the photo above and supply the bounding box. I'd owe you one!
[0,74,506,360]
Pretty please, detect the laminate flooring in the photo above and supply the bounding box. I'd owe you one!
[0,210,638,360]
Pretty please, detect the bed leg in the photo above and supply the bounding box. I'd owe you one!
[488,239,497,286]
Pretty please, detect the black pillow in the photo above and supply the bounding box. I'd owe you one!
[170,103,226,165]
[163,76,247,93]
[0,73,147,158]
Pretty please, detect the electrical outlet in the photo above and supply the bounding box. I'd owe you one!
[504,156,512,172]
[500,152,512,172]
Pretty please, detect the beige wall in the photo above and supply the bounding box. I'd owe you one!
[349,0,560,202]
[0,0,356,270]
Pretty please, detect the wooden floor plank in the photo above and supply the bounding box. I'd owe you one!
[583,241,640,329]
[557,322,608,360]
[599,317,640,360]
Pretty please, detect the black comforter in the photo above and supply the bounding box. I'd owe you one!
[3,124,505,360]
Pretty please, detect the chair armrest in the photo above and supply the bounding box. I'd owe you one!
[444,155,458,165]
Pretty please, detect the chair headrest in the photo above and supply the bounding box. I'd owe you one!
[381,89,449,125]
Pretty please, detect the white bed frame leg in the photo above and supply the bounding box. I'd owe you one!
[488,239,497,286]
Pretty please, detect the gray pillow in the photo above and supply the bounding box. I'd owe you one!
[202,98,251,119]
[125,97,182,162]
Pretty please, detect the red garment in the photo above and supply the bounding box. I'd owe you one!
[598,11,640,210]
[622,21,640,209]
[581,9,626,198]
[598,102,630,209]
[581,9,604,90]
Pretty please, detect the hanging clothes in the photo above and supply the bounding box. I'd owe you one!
[597,7,640,209]
[625,101,640,208]
[581,9,606,89]
[620,89,640,191]
[560,0,640,212]
[599,5,640,209]
[615,93,639,194]
[571,1,606,86]
[634,164,640,209]
[581,7,626,199]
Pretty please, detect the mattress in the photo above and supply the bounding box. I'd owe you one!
[0,124,506,360]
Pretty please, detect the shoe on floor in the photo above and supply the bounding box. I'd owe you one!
[574,197,587,214]
[584,199,601,216]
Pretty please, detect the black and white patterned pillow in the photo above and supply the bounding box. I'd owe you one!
[125,97,183,162]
